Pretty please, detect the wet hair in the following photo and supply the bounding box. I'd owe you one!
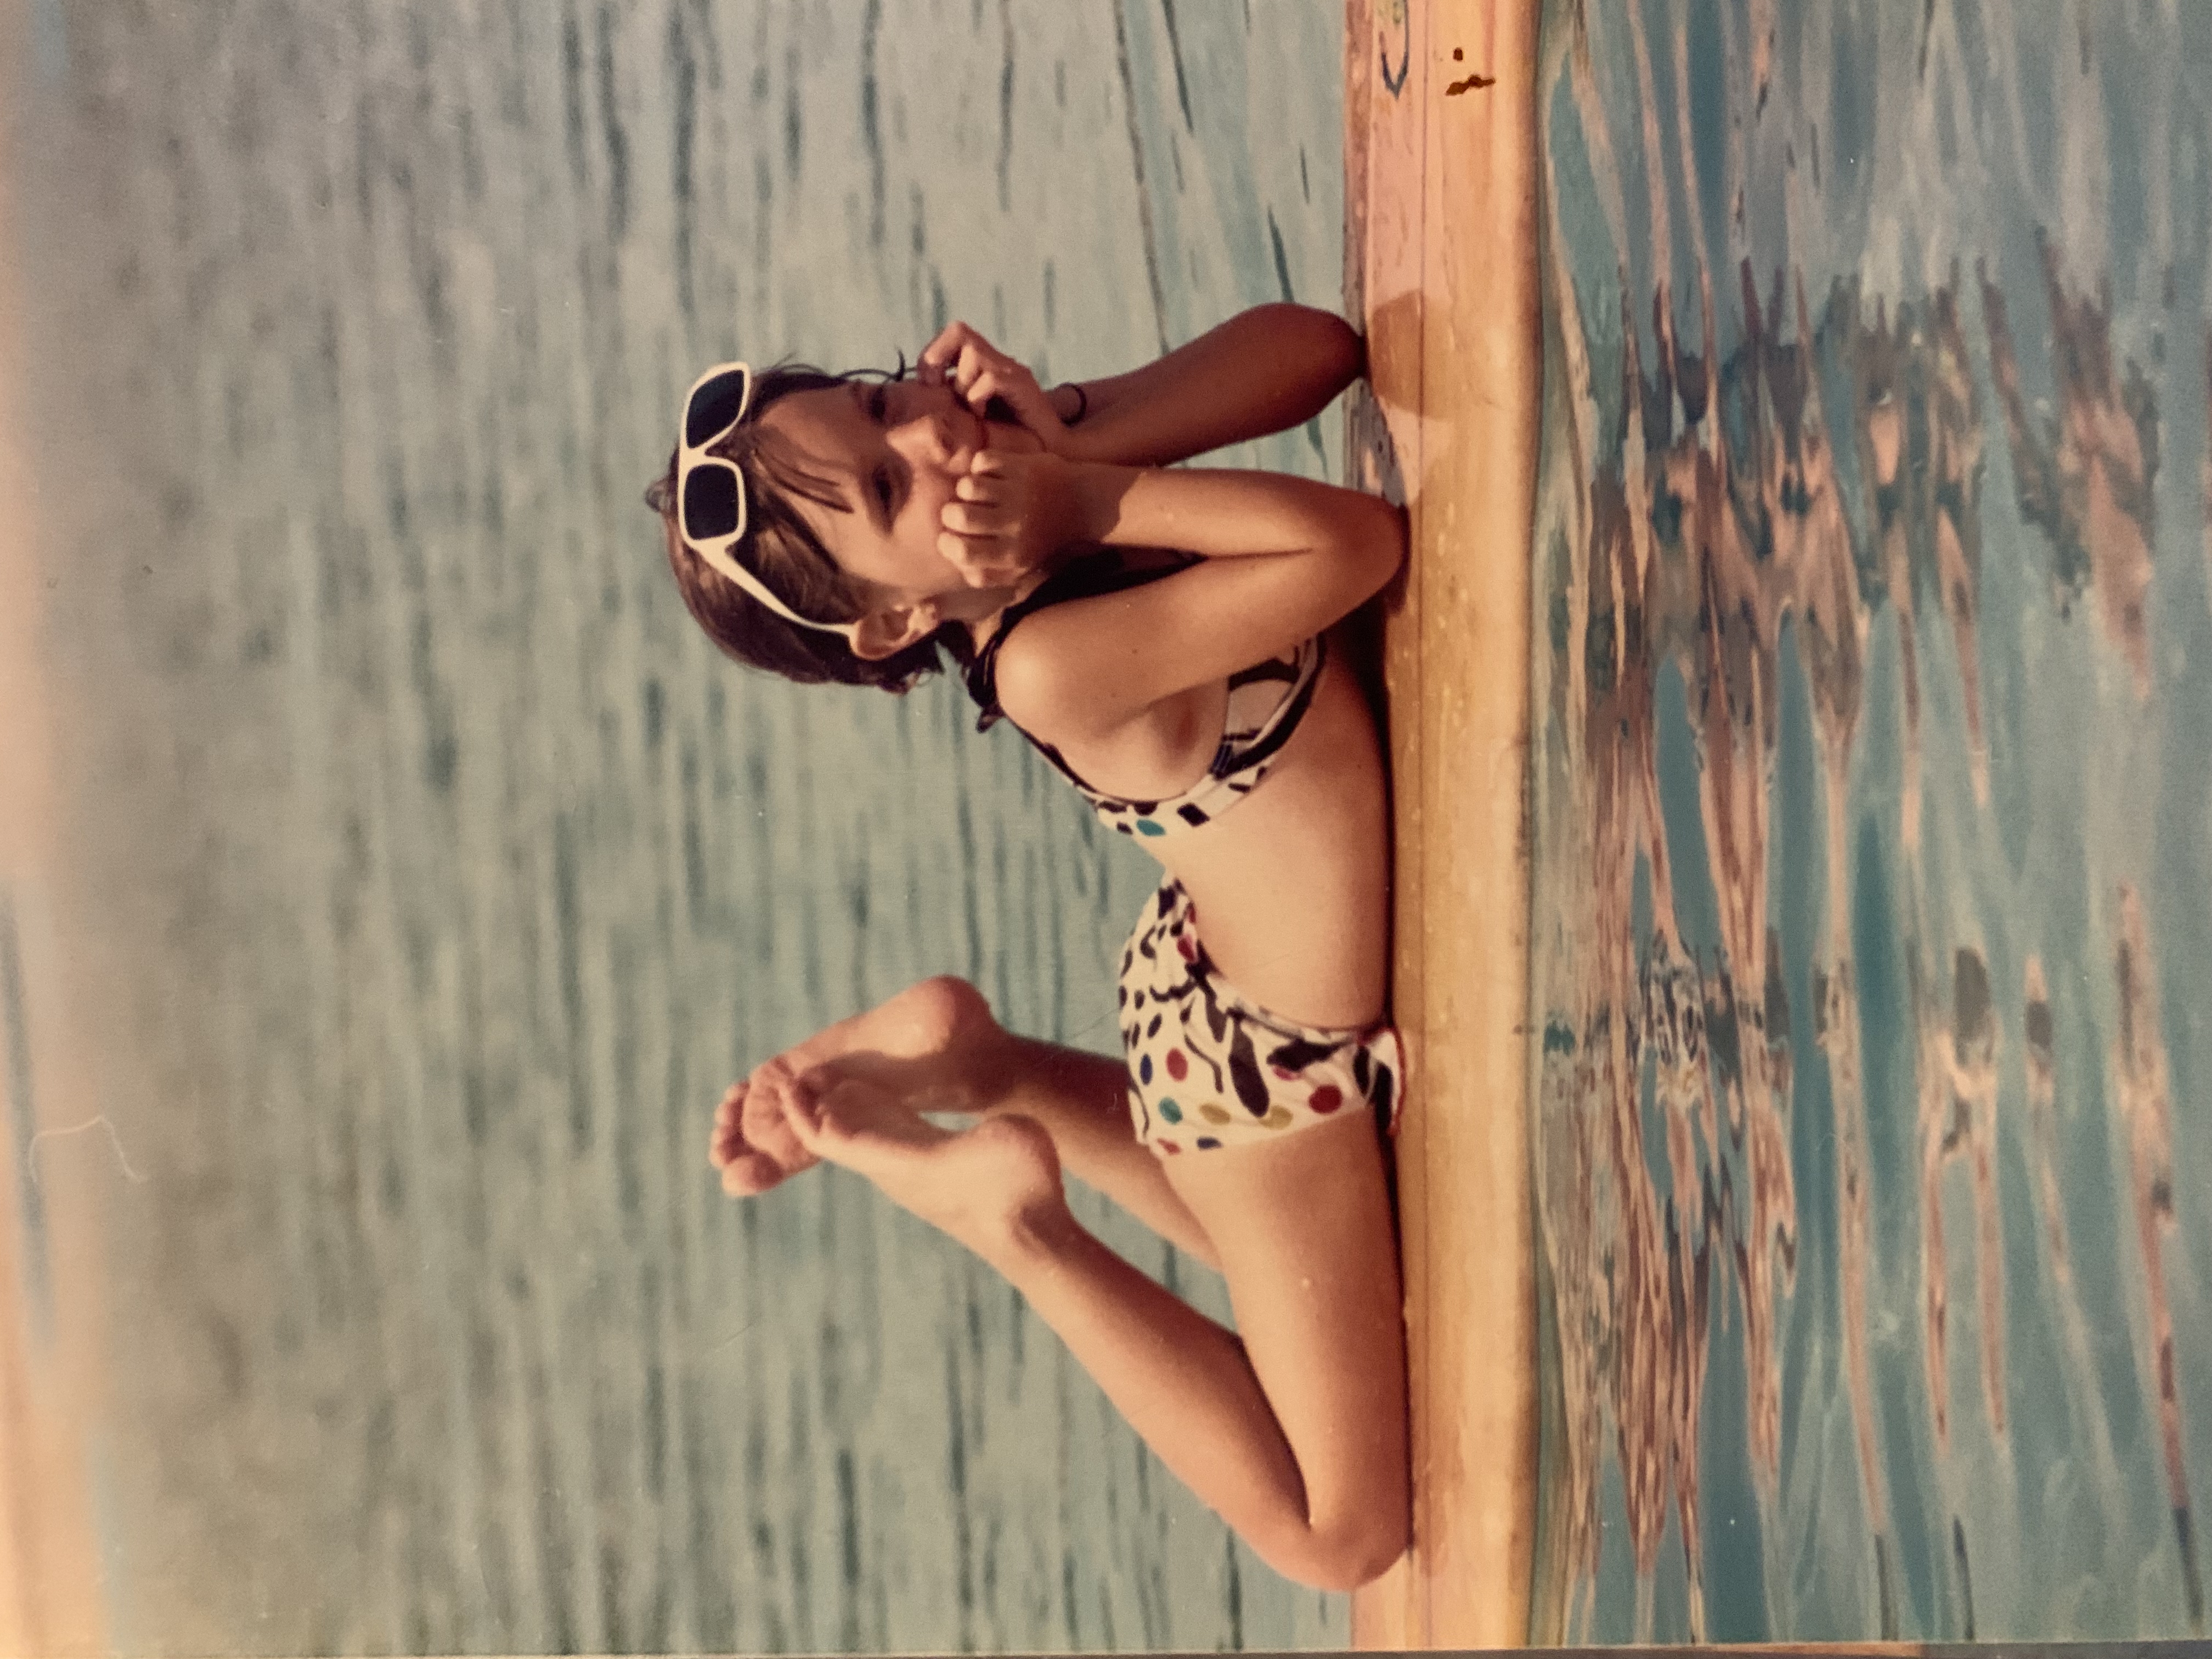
[645,361,970,693]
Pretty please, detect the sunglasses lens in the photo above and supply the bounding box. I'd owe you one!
[685,369,751,448]
[681,463,743,540]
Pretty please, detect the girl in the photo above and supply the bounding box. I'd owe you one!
[646,303,1408,1590]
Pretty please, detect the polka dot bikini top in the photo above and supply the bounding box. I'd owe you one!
[966,552,1329,839]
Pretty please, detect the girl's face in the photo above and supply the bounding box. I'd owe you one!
[747,377,1036,628]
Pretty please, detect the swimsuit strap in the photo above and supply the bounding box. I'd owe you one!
[964,549,1197,730]
[963,548,1321,838]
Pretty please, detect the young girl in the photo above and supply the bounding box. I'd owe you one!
[646,303,1408,1590]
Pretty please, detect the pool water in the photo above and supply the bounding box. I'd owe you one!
[2,3,1348,1650]
[1530,0,2211,1640]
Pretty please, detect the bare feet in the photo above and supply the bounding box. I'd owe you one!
[773,1069,1067,1259]
[709,976,1006,1197]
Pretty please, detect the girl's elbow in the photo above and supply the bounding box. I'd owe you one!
[1319,1521,1410,1593]
[1356,496,1408,594]
[1248,303,1363,397]
[1304,306,1364,381]
[1261,1508,1409,1592]
[1308,308,1366,396]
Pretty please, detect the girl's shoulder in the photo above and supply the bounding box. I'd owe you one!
[964,549,1195,735]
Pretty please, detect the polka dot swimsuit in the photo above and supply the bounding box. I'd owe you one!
[1118,880,1402,1153]
[966,553,1326,839]
[967,552,1401,1155]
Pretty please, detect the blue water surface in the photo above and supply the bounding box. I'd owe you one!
[1530,0,2212,1640]
[3,3,1350,1651]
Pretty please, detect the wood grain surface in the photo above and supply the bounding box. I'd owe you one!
[1344,0,1541,1647]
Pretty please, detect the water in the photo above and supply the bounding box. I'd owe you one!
[1,2,1348,1650]
[1530,0,2211,1641]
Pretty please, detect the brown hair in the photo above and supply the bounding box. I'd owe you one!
[646,362,968,692]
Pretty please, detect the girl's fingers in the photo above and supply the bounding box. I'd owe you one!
[951,338,995,400]
[936,528,991,577]
[963,365,1004,412]
[940,500,1016,539]
[937,529,1017,585]
[919,319,979,378]
[978,373,1062,440]
[921,323,1060,437]
[963,363,1013,407]
[918,321,958,365]
[924,325,1060,437]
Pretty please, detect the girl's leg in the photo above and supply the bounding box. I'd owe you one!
[710,976,1218,1267]
[776,1070,1408,1591]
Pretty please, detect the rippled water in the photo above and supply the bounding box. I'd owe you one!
[3,2,1347,1650]
[1531,0,2211,1641]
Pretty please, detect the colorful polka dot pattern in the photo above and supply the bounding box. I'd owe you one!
[1057,636,1324,840]
[1115,878,1402,1155]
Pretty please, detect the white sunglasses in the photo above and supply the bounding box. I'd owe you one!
[673,361,863,644]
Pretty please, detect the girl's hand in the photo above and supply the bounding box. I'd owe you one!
[937,450,1090,588]
[919,320,1085,456]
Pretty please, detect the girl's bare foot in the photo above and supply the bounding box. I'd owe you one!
[709,976,1005,1196]
[772,1069,1066,1259]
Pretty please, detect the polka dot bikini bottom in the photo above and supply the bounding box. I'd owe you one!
[1116,878,1402,1155]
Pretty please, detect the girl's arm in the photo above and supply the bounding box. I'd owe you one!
[1053,303,1362,465]
[922,304,1364,468]
[944,458,1403,741]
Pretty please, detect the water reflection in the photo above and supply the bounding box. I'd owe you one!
[1532,2,2209,1640]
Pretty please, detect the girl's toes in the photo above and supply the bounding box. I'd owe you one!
[775,1076,832,1154]
[710,1074,824,1192]
[744,1067,810,1158]
[712,1121,750,1171]
[785,1075,900,1161]
[720,1150,783,1197]
[710,1085,746,1164]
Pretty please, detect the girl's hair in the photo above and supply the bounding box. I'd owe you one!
[645,362,969,692]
